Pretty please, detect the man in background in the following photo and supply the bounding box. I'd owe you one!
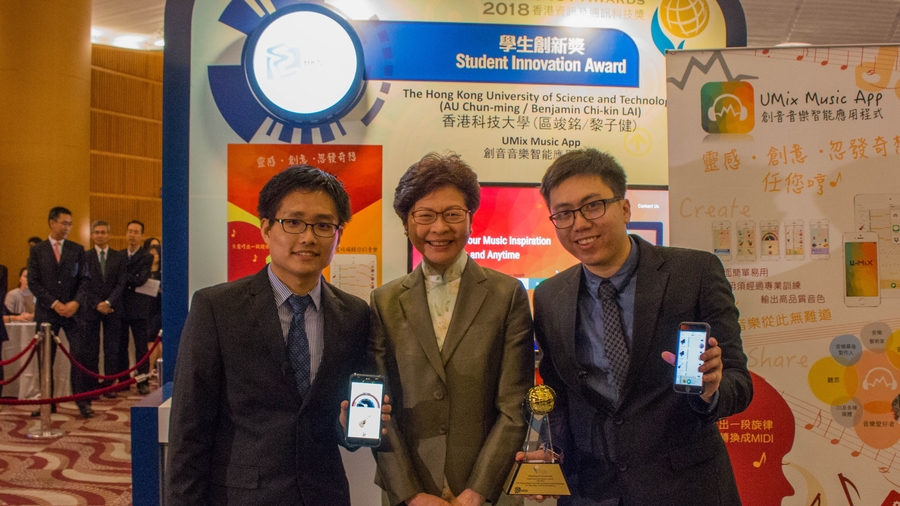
[81,220,127,400]
[28,207,90,417]
[120,220,153,395]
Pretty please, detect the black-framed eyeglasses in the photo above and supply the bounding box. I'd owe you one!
[410,208,470,225]
[273,218,340,237]
[549,198,623,229]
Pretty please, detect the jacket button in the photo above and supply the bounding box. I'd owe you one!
[614,416,624,426]
[434,390,444,400]
[439,426,448,435]
[618,463,627,472]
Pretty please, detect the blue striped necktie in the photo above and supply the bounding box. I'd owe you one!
[287,294,312,397]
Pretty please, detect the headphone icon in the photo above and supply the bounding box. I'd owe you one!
[862,367,898,390]
[707,93,748,121]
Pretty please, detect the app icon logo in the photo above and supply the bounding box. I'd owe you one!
[701,81,754,134]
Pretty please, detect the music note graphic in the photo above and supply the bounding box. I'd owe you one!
[879,452,894,473]
[231,229,236,237]
[821,49,829,66]
[753,452,767,468]
[804,409,822,430]
[830,426,844,445]
[252,254,258,262]
[851,443,864,457]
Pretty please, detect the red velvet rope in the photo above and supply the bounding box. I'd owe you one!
[54,335,161,381]
[0,336,37,366]
[0,347,38,386]
[0,377,138,405]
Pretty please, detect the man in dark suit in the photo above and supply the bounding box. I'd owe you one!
[27,206,91,417]
[167,166,384,506]
[81,220,127,400]
[530,149,752,505]
[120,220,153,395]
[1,264,8,399]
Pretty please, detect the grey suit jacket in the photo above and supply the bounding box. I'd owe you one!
[166,267,370,506]
[535,236,752,505]
[371,258,533,505]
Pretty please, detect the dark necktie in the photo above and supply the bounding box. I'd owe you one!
[100,250,107,278]
[287,294,313,397]
[599,280,630,393]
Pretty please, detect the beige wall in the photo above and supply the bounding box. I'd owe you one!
[0,0,92,285]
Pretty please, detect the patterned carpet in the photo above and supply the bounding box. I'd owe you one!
[0,383,154,506]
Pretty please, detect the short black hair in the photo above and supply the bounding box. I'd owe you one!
[257,165,352,225]
[27,236,41,245]
[127,220,145,233]
[393,152,480,221]
[540,149,627,206]
[48,207,72,221]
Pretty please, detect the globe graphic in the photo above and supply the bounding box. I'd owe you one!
[659,0,710,39]
[528,385,556,415]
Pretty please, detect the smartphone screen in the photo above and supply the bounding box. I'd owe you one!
[346,374,384,446]
[673,322,709,394]
[712,221,732,261]
[760,220,780,260]
[810,219,830,260]
[785,219,804,260]
[736,220,756,261]
[844,232,880,307]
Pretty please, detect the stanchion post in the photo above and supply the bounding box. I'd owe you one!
[27,323,64,439]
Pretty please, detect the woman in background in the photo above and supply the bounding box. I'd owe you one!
[371,152,533,506]
[143,238,162,377]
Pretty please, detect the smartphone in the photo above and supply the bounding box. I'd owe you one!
[760,220,780,260]
[346,373,385,446]
[736,220,756,261]
[673,322,709,395]
[843,232,880,307]
[810,219,830,260]
[712,221,732,261]
[785,219,805,260]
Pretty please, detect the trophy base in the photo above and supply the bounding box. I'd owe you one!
[505,461,571,496]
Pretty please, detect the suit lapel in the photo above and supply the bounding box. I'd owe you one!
[304,281,344,412]
[552,266,584,386]
[399,267,446,384]
[624,237,668,400]
[440,258,487,365]
[248,269,302,404]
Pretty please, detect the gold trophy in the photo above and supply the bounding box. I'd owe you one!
[505,384,571,496]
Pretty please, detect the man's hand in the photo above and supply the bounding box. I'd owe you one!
[661,336,723,403]
[339,394,392,436]
[96,301,113,315]
[513,452,561,502]
[450,489,485,506]
[407,493,451,506]
[58,301,79,318]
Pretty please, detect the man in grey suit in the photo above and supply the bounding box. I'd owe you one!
[167,166,383,506]
[530,149,752,505]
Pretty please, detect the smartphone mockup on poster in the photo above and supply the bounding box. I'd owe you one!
[346,373,385,446]
[673,322,709,395]
[712,221,732,261]
[736,220,756,261]
[785,219,805,260]
[843,232,880,307]
[854,194,900,298]
[760,220,780,260]
[810,219,830,260]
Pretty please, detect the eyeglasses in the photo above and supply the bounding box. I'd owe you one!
[273,218,340,237]
[549,197,622,229]
[410,208,470,225]
[54,220,73,227]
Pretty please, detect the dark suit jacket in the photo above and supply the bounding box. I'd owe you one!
[122,247,153,320]
[371,259,533,504]
[166,267,370,506]
[534,236,752,506]
[80,248,127,318]
[27,239,89,325]
[0,264,7,344]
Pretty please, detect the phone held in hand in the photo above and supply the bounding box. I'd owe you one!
[673,322,710,395]
[346,373,385,446]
